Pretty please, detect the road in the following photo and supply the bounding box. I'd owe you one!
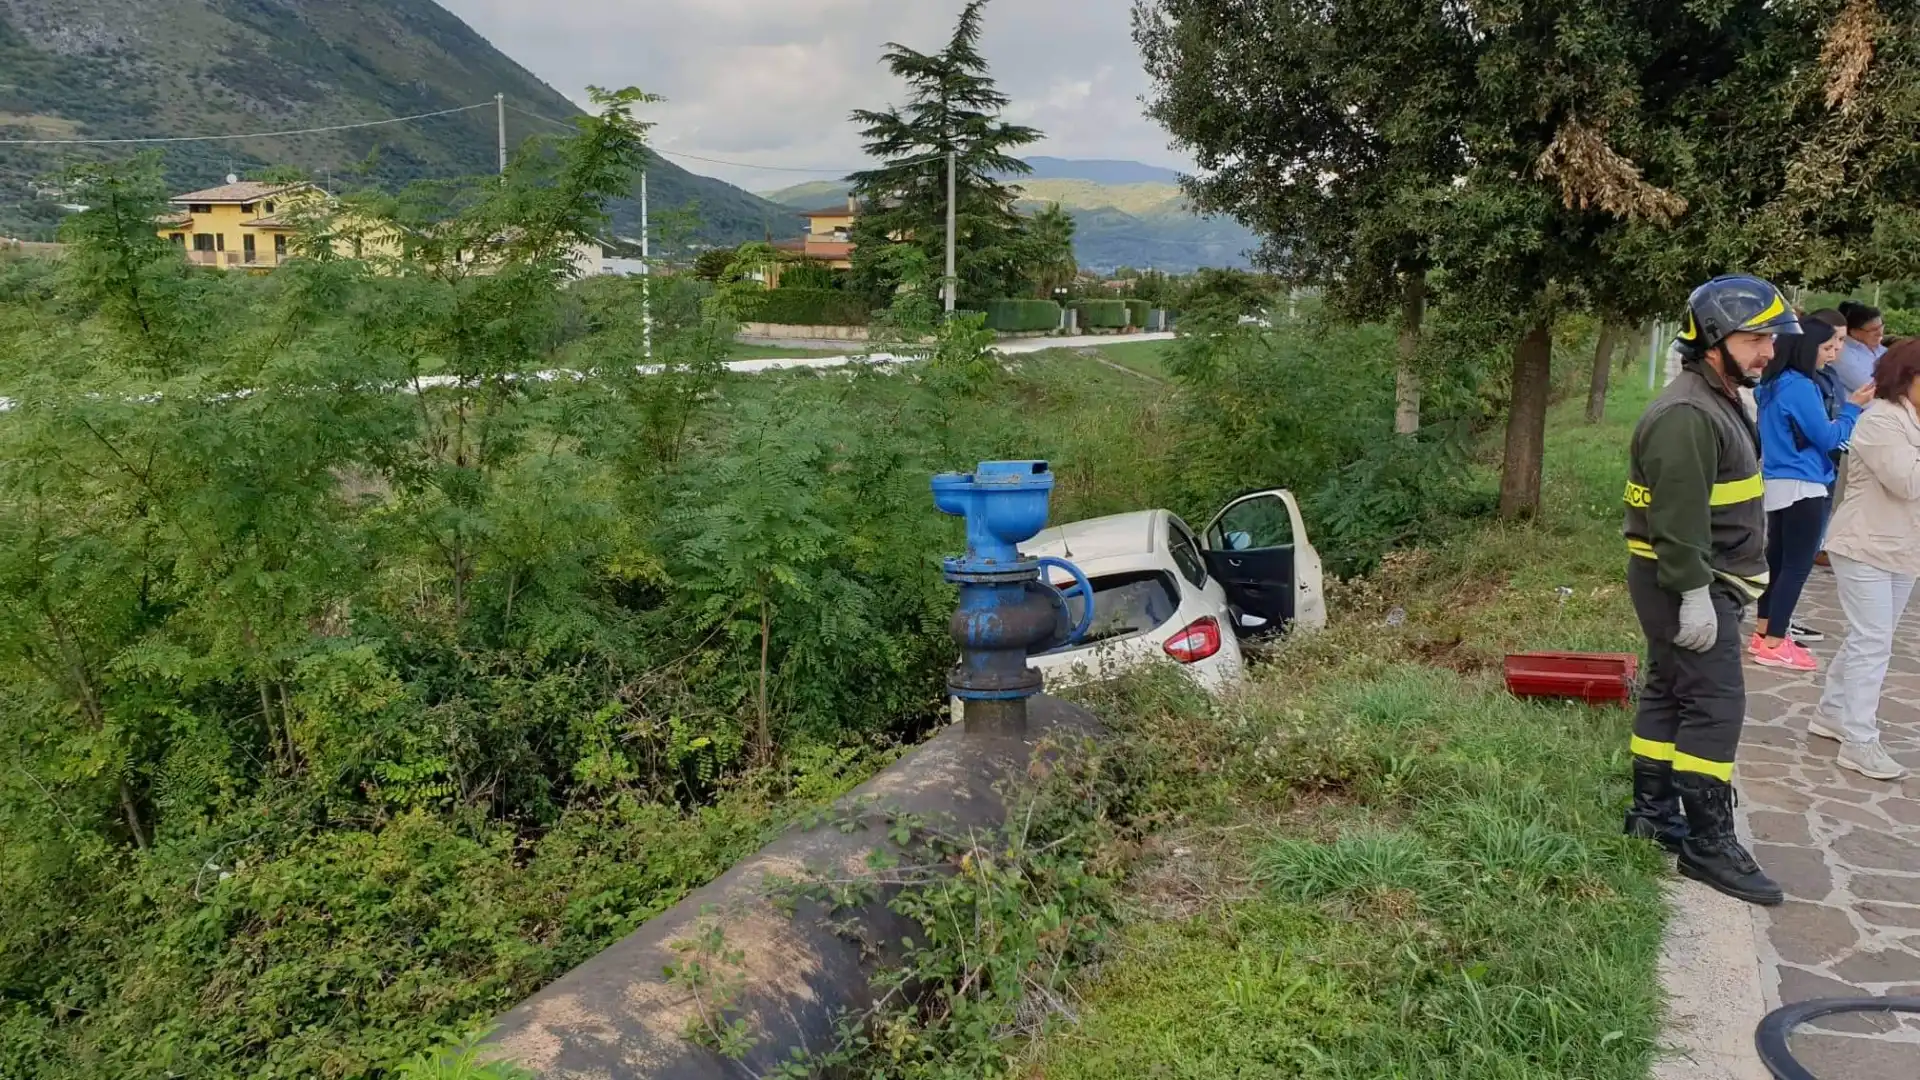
[721,332,1176,374]
[0,333,1179,412]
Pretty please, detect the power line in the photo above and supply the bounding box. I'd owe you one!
[503,104,948,176]
[0,103,496,146]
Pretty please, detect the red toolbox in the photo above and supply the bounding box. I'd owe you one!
[1503,652,1639,706]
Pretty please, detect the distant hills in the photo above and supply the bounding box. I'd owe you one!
[760,159,1257,273]
[0,0,796,246]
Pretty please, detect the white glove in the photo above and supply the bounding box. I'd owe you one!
[1674,586,1718,653]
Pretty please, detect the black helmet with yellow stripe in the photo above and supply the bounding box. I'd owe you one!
[1675,274,1800,358]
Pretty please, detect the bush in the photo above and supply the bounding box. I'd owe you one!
[1072,299,1129,330]
[1124,299,1151,329]
[778,262,838,291]
[744,287,870,326]
[1882,307,1920,338]
[983,298,1061,333]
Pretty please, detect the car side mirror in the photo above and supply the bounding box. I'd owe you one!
[1227,530,1254,551]
[1237,612,1269,630]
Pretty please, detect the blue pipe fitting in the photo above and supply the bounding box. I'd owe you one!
[933,461,1093,732]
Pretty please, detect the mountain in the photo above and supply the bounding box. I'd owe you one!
[1018,157,1183,185]
[0,0,796,245]
[760,161,1257,273]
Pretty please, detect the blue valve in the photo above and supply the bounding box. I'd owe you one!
[1036,556,1094,646]
[933,461,1095,732]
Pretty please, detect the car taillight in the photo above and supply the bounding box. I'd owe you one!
[1163,616,1221,664]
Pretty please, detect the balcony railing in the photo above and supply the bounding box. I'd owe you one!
[184,250,278,268]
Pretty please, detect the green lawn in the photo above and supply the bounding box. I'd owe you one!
[1093,339,1174,378]
[1037,378,1670,1079]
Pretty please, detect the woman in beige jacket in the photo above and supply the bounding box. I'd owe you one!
[1813,339,1920,780]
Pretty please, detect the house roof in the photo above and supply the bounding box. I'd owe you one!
[156,211,191,227]
[802,205,857,218]
[801,241,853,260]
[771,239,808,252]
[170,181,308,205]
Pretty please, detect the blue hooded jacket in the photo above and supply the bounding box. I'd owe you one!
[1756,323,1861,486]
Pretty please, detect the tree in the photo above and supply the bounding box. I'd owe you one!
[846,0,1041,305]
[1016,202,1077,297]
[1136,0,1475,435]
[1139,1,1916,518]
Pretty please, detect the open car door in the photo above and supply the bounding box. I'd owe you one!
[1200,489,1327,635]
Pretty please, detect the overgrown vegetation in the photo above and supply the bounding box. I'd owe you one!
[0,54,1669,1078]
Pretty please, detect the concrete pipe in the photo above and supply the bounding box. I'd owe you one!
[485,695,1102,1078]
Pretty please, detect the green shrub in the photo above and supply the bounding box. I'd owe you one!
[778,262,838,291]
[743,287,870,326]
[1072,299,1129,330]
[1882,307,1920,338]
[1124,299,1151,328]
[983,298,1061,333]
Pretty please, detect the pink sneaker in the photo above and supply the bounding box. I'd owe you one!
[1752,637,1818,672]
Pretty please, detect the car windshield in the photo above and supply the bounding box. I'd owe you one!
[1059,570,1180,646]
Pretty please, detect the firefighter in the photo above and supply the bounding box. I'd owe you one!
[1622,274,1797,907]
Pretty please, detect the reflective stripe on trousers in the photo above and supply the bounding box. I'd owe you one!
[1626,558,1746,780]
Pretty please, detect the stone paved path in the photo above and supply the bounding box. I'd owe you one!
[1737,565,1920,1077]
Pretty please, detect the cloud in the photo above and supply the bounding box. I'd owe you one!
[439,0,1186,191]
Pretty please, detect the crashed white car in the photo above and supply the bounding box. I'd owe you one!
[1022,489,1326,693]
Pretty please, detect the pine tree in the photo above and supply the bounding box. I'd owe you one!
[846,0,1040,305]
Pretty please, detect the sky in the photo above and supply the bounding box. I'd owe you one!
[437,0,1189,193]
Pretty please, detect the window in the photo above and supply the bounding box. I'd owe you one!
[168,233,185,246]
[264,201,276,214]
[1168,519,1208,588]
[193,234,215,252]
[215,233,225,251]
[274,234,287,258]
[188,203,213,214]
[1207,495,1294,552]
[1059,571,1181,646]
[240,203,256,214]
[243,234,256,262]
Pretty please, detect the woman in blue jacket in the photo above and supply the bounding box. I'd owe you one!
[1752,319,1874,670]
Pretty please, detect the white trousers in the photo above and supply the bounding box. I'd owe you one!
[1819,554,1917,744]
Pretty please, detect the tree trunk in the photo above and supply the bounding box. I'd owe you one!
[1498,317,1555,520]
[756,595,773,765]
[1394,272,1428,436]
[119,778,149,850]
[1585,322,1620,423]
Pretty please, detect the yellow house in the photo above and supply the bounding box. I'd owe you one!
[157,178,313,269]
[767,196,859,286]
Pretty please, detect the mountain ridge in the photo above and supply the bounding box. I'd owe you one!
[759,160,1256,273]
[0,0,795,245]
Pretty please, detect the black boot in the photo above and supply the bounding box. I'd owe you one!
[1623,757,1688,853]
[1673,772,1783,906]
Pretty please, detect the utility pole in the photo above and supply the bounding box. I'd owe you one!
[944,150,957,315]
[640,170,653,360]
[495,93,507,179]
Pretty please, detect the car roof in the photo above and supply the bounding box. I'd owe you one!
[1024,509,1168,563]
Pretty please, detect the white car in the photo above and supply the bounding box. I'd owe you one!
[1022,489,1326,694]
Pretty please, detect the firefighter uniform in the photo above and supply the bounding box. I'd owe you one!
[1622,274,1796,908]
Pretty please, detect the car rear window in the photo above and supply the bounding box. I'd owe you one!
[1061,570,1181,645]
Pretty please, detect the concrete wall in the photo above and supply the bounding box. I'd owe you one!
[740,322,871,341]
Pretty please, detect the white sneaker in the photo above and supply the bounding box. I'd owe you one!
[1838,740,1909,781]
[1808,716,1844,742]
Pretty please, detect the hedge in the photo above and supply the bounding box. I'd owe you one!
[1884,307,1919,338]
[744,287,870,326]
[1124,299,1151,329]
[984,299,1062,333]
[1072,299,1129,330]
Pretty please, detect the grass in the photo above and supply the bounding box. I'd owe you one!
[1034,376,1671,1079]
[1093,339,1174,379]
